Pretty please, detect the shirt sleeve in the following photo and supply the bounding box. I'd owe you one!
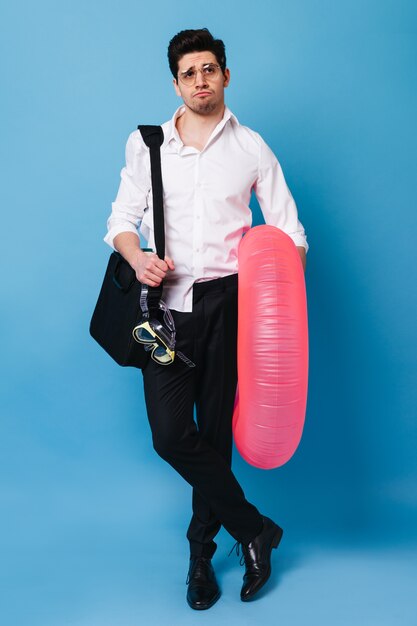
[253,133,309,253]
[103,131,150,250]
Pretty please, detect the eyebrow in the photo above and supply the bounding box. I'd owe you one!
[180,62,214,74]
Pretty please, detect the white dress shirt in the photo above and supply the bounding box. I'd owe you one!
[104,104,309,312]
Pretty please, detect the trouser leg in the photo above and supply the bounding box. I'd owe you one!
[141,274,263,557]
[187,278,246,557]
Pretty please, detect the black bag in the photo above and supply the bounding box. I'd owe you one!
[89,125,166,369]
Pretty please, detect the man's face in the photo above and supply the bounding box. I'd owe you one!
[173,50,230,115]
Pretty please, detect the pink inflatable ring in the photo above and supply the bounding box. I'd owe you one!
[232,225,309,469]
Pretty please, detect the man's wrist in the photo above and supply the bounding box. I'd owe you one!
[131,247,146,267]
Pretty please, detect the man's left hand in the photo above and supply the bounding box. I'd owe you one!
[296,246,306,273]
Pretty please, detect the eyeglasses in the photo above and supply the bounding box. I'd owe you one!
[178,63,222,86]
[133,317,176,365]
[132,285,195,367]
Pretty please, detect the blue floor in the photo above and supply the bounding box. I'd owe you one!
[3,467,416,626]
[4,531,417,625]
[2,366,416,625]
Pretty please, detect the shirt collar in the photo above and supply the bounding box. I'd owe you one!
[164,104,239,148]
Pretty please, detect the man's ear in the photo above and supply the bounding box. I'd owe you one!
[173,78,181,97]
[223,68,231,88]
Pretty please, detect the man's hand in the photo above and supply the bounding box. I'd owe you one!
[296,246,306,273]
[113,232,175,287]
[133,250,175,287]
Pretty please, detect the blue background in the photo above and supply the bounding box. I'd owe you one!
[1,0,416,624]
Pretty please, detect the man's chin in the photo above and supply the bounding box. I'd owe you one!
[188,100,218,115]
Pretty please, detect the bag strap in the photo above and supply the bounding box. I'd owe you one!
[137,125,165,309]
[137,125,165,261]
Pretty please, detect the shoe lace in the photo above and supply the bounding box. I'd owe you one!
[186,557,211,584]
[228,541,246,567]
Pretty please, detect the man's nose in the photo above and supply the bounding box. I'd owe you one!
[195,69,209,88]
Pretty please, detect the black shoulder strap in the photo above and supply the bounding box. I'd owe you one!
[137,125,165,310]
[138,125,165,262]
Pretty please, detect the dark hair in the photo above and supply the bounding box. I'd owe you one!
[167,28,226,79]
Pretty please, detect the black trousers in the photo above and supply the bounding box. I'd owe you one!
[142,272,264,558]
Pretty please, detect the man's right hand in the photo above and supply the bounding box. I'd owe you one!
[113,232,175,287]
[133,249,175,287]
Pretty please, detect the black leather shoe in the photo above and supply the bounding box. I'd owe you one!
[229,516,283,602]
[186,556,221,610]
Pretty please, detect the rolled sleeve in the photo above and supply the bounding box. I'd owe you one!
[103,131,150,250]
[253,134,309,253]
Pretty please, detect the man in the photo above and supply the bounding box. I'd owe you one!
[104,28,308,610]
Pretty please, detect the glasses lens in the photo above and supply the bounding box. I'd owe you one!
[152,345,174,364]
[181,69,195,85]
[203,64,219,78]
[138,327,155,341]
[133,324,155,343]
